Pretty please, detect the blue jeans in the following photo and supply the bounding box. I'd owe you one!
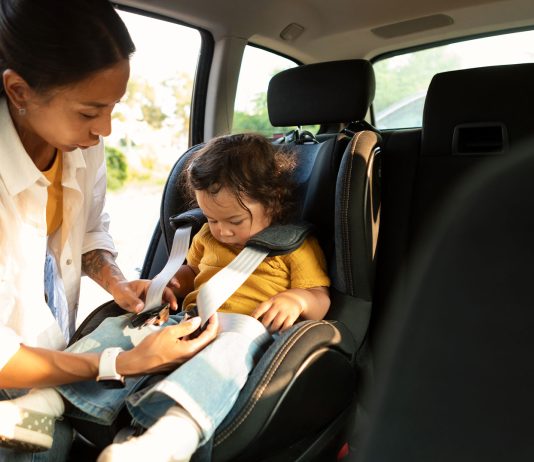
[58,313,266,445]
[0,389,73,462]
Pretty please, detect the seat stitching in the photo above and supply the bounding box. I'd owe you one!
[214,320,335,445]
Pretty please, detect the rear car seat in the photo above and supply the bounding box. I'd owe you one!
[372,63,534,340]
[361,120,534,462]
[360,62,534,460]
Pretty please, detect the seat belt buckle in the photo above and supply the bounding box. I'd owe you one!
[129,303,170,328]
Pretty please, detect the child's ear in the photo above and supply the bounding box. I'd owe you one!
[2,69,33,109]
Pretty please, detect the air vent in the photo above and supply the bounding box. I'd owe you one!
[372,14,453,38]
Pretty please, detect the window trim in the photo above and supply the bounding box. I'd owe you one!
[246,42,302,67]
[190,29,214,146]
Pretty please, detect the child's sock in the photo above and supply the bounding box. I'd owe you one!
[4,388,65,417]
[97,405,201,462]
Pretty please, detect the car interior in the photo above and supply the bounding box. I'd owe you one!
[67,0,534,460]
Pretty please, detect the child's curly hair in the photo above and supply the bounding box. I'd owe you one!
[182,133,297,224]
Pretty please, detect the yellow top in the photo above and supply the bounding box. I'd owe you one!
[182,223,330,315]
[42,151,63,236]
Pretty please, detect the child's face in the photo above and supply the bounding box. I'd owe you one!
[195,188,271,248]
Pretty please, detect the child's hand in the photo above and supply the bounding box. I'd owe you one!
[168,276,181,293]
[252,291,305,333]
[168,265,198,298]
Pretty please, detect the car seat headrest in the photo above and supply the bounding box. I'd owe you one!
[267,59,375,126]
[170,208,313,257]
[422,63,534,156]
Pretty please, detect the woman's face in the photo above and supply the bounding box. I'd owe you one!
[22,59,130,152]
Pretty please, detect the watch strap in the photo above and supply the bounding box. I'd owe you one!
[97,347,125,388]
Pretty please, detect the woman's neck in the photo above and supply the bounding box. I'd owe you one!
[7,100,56,171]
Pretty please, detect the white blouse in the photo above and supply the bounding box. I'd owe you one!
[0,98,117,370]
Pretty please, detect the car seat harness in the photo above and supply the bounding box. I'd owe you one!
[130,209,312,331]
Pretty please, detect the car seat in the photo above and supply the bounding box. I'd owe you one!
[69,58,380,462]
[360,138,534,462]
[360,63,534,462]
[372,63,534,350]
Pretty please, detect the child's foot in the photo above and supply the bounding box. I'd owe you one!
[97,406,200,462]
[0,401,55,452]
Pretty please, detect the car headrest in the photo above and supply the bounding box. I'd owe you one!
[267,59,375,127]
[422,63,534,156]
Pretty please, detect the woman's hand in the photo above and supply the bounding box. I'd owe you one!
[117,314,219,376]
[82,249,178,313]
[111,279,178,313]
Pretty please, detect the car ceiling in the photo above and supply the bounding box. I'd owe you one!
[120,0,534,62]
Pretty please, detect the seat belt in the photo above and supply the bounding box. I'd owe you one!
[133,209,311,328]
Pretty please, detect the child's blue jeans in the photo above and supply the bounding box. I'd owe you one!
[58,313,266,445]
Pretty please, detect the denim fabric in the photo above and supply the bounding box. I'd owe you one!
[214,323,303,429]
[56,311,266,447]
[125,330,264,444]
[0,389,73,462]
[57,313,182,425]
[44,252,71,342]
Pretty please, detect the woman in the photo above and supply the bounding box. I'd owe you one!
[0,0,217,460]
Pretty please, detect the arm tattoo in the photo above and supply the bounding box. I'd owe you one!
[82,249,125,292]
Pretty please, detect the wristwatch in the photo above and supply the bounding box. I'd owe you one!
[96,347,125,388]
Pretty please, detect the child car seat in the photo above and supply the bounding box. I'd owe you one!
[69,59,380,461]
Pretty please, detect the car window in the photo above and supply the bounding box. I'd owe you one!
[232,45,317,138]
[77,9,201,322]
[373,29,534,129]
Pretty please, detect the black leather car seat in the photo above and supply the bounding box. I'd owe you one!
[362,138,534,462]
[70,58,380,462]
[361,63,534,462]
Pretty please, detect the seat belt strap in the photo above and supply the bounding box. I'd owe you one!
[143,225,192,311]
[196,247,269,325]
[139,212,311,326]
[140,226,269,327]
